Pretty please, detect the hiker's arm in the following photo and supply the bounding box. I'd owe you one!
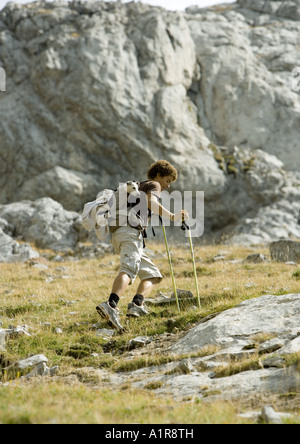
[148,195,188,222]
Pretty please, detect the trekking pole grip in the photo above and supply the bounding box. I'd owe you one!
[181,220,190,231]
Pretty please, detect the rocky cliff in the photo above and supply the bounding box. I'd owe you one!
[0,0,299,245]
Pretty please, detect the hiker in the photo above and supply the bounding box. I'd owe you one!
[96,159,189,330]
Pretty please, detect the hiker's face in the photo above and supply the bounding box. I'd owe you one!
[156,174,174,191]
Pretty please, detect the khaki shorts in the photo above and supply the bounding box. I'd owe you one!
[111,226,163,284]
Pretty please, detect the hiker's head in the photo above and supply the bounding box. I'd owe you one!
[147,160,178,191]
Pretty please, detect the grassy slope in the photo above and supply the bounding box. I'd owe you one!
[0,241,299,424]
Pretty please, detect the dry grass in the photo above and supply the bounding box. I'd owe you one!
[0,380,254,424]
[0,241,299,423]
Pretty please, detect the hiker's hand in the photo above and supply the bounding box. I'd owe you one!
[172,210,189,222]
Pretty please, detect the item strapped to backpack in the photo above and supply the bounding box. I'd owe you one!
[81,181,142,241]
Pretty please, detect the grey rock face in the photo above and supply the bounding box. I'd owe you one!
[0,0,222,212]
[0,197,83,251]
[171,293,300,354]
[0,0,299,243]
[0,228,39,262]
[187,0,300,170]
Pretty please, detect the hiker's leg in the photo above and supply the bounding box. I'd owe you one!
[107,272,131,308]
[111,272,131,298]
[131,253,163,308]
[96,273,129,329]
[135,277,161,300]
[127,277,162,318]
[127,277,161,317]
[109,227,144,307]
[136,252,163,298]
[97,227,143,329]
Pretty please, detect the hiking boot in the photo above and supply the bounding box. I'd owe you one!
[127,302,149,318]
[96,301,124,330]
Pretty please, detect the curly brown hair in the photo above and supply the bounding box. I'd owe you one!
[147,160,178,181]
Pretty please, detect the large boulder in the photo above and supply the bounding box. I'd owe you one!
[269,239,300,263]
[0,197,83,251]
[171,293,300,354]
[95,294,300,402]
[0,229,39,262]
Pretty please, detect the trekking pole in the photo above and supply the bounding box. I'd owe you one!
[181,221,201,309]
[159,216,180,312]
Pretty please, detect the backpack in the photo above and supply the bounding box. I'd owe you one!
[81,181,141,241]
